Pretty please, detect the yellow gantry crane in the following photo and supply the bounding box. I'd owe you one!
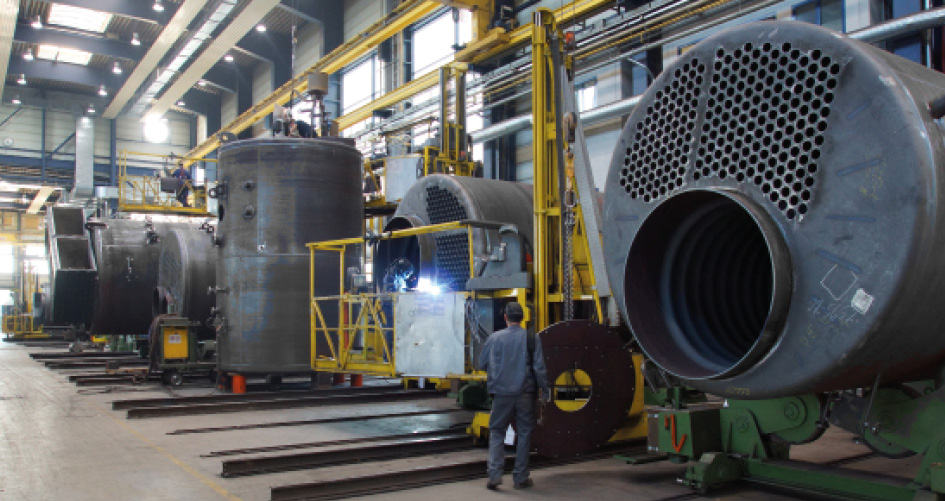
[530,9,609,331]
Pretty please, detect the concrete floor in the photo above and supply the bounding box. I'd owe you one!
[0,343,921,500]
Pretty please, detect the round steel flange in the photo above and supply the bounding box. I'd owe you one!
[532,320,635,458]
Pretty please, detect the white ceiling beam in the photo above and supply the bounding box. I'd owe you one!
[144,0,280,122]
[27,187,56,215]
[104,0,208,119]
[0,0,20,100]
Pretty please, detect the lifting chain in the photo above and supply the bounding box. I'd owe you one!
[563,152,576,321]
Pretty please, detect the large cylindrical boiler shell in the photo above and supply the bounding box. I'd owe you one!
[376,174,533,292]
[602,21,945,399]
[89,218,191,335]
[155,227,217,327]
[215,138,362,374]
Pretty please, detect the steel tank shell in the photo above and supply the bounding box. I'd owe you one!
[45,206,96,327]
[602,21,945,399]
[376,174,533,292]
[154,226,217,326]
[216,137,362,374]
[89,218,191,335]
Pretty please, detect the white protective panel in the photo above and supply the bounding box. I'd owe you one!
[394,292,465,377]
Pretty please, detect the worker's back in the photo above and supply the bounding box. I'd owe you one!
[478,325,549,396]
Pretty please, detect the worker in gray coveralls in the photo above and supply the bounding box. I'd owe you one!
[477,302,551,490]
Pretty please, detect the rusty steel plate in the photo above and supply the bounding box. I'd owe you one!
[532,320,635,458]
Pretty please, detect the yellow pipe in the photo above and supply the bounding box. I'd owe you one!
[187,0,614,161]
[336,70,443,130]
[322,2,441,73]
[335,0,612,131]
[184,0,443,165]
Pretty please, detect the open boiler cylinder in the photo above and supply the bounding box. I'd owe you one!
[602,21,945,399]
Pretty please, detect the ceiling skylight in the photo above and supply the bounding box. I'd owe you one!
[47,4,112,33]
[36,45,93,65]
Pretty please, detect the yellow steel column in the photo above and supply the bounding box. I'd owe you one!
[530,9,560,332]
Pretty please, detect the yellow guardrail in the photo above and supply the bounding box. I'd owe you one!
[118,151,215,216]
[2,314,43,338]
[308,221,479,376]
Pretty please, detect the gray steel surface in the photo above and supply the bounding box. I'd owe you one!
[44,206,95,327]
[602,21,945,398]
[376,174,533,292]
[155,226,217,327]
[88,218,191,335]
[215,137,362,374]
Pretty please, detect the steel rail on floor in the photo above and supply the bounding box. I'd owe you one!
[45,358,147,367]
[111,385,403,410]
[269,443,646,501]
[125,389,443,419]
[169,408,466,435]
[205,427,467,457]
[221,433,472,478]
[29,352,138,359]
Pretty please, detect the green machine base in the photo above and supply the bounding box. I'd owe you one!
[620,384,945,500]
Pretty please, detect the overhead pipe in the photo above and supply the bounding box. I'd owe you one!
[471,95,641,144]
[847,5,945,43]
[471,6,945,146]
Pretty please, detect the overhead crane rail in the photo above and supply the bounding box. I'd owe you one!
[183,0,444,165]
[184,0,616,163]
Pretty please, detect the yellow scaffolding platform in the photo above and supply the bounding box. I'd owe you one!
[309,221,483,378]
[117,151,215,216]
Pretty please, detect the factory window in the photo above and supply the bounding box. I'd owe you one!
[25,259,48,275]
[627,54,652,96]
[883,0,924,64]
[576,80,597,112]
[342,54,380,114]
[793,0,845,33]
[0,245,13,275]
[412,10,474,78]
[467,112,484,163]
[24,245,44,258]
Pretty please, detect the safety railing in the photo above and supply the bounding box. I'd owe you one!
[2,314,37,337]
[117,151,215,216]
[308,221,481,376]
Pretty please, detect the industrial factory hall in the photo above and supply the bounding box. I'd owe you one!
[2,0,945,500]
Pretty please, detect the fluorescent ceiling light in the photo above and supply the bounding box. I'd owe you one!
[86,105,95,114]
[36,45,93,66]
[131,33,141,46]
[153,1,165,13]
[112,62,122,75]
[22,50,33,61]
[17,74,26,85]
[47,4,112,33]
[98,85,107,96]
[198,80,207,86]
[175,99,185,107]
[223,54,234,62]
[11,96,21,105]
[255,24,266,33]
[31,17,42,29]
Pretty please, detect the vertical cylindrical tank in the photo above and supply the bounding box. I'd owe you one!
[154,225,217,329]
[88,218,191,335]
[215,137,363,374]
